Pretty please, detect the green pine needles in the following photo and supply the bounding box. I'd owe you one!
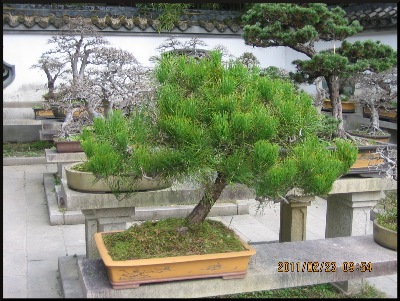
[80,50,357,223]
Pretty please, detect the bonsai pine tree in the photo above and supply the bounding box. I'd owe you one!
[81,50,357,227]
[242,3,397,138]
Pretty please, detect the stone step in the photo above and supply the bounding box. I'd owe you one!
[41,119,64,130]
[40,129,58,140]
[3,119,42,142]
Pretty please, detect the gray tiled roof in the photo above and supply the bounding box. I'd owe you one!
[2,4,242,33]
[342,3,397,29]
[3,3,397,33]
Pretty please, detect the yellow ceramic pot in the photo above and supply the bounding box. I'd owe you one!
[94,230,256,289]
[322,99,356,113]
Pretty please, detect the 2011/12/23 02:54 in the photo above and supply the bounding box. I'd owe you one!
[277,261,373,273]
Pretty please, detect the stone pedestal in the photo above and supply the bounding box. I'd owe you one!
[82,208,136,259]
[325,191,383,238]
[332,279,365,296]
[45,148,87,178]
[325,177,396,294]
[279,195,313,242]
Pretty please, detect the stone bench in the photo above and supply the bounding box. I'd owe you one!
[72,235,397,298]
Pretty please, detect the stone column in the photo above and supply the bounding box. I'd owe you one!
[325,191,384,238]
[81,209,100,259]
[279,195,314,242]
[82,207,136,259]
[325,190,384,294]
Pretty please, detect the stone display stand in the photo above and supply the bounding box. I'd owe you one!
[60,175,397,297]
[279,195,314,242]
[277,176,396,294]
[325,176,396,294]
[279,177,396,244]
[45,148,87,178]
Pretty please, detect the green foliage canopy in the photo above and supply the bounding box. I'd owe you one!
[241,3,397,138]
[81,50,357,200]
[293,40,397,84]
[242,3,363,57]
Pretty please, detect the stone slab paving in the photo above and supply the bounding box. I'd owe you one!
[2,163,397,298]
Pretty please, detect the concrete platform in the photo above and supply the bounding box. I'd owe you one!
[43,173,251,225]
[3,119,42,142]
[3,156,47,166]
[58,235,397,298]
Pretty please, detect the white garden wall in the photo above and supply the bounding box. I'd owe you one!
[3,28,397,104]
[2,32,286,104]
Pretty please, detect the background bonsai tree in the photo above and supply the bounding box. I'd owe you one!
[150,36,234,64]
[81,50,357,227]
[242,3,397,138]
[30,53,68,103]
[350,67,397,137]
[84,46,153,118]
[33,16,150,138]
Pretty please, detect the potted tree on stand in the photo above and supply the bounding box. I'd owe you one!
[347,67,397,143]
[81,50,357,288]
[30,53,68,119]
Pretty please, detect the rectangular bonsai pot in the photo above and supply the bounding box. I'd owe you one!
[94,230,256,289]
[363,106,397,122]
[344,142,396,175]
[321,99,356,113]
[54,140,83,153]
[33,108,54,119]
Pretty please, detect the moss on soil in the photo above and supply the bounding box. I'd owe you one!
[102,218,246,261]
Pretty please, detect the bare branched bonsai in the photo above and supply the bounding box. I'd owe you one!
[33,16,150,138]
[350,67,397,137]
[30,53,68,104]
[242,3,397,138]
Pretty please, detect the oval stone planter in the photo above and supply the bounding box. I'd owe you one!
[347,130,391,143]
[373,219,397,251]
[65,162,172,192]
[94,230,256,289]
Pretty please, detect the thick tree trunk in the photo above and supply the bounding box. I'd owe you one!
[369,105,380,133]
[84,100,103,120]
[186,172,227,227]
[326,75,346,138]
[60,108,79,138]
[102,98,113,118]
